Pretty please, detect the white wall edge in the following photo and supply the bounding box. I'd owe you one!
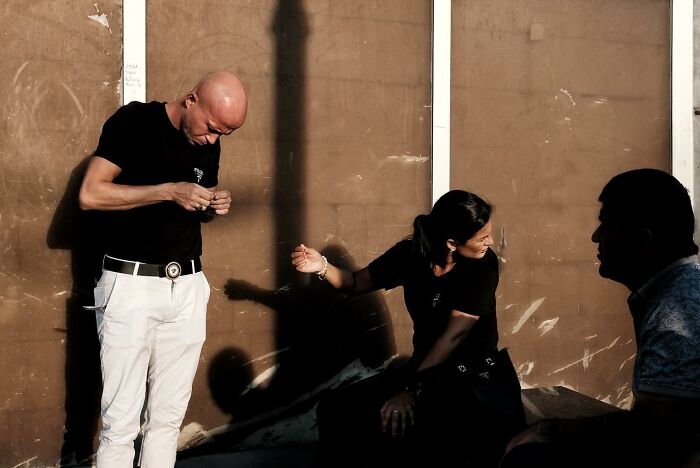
[432,0,451,206]
[122,0,147,105]
[672,0,694,204]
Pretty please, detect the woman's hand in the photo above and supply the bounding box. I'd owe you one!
[380,390,415,437]
[291,244,325,274]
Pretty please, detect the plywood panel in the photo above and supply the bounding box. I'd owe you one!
[451,0,669,408]
[0,1,122,465]
[147,0,431,439]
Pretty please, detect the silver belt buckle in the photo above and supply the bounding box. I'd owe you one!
[165,261,181,279]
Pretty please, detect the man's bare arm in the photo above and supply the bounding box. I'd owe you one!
[79,156,214,211]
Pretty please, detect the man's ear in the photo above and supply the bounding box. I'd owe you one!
[446,239,457,252]
[629,227,654,252]
[184,92,198,108]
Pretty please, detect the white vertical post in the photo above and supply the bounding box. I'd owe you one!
[671,0,694,205]
[432,0,451,206]
[122,0,147,105]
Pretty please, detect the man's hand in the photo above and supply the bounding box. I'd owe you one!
[171,182,214,211]
[209,190,232,215]
[380,390,415,437]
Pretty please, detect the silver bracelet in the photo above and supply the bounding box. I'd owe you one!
[317,255,328,280]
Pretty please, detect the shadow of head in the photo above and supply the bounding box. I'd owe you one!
[208,347,254,415]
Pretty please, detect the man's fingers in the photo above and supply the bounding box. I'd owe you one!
[391,412,400,437]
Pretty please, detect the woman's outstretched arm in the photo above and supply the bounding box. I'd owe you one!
[291,244,375,294]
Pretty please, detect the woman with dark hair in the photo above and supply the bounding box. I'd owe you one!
[291,190,525,467]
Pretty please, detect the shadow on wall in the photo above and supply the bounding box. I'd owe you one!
[179,245,396,457]
[46,156,107,466]
[272,0,307,289]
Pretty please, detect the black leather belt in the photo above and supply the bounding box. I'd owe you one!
[103,256,202,279]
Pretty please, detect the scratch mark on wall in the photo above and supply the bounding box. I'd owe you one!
[616,383,629,399]
[10,457,38,468]
[12,61,30,86]
[582,348,592,369]
[559,88,576,106]
[387,154,428,163]
[511,297,546,334]
[504,304,516,310]
[618,391,633,410]
[517,361,535,377]
[594,97,608,105]
[538,317,559,336]
[244,347,292,365]
[549,337,620,374]
[618,353,636,371]
[498,226,507,252]
[585,334,597,341]
[241,364,279,395]
[60,83,85,117]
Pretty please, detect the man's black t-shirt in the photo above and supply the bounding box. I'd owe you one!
[368,239,499,366]
[94,101,220,263]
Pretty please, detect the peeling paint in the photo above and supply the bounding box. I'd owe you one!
[89,4,112,32]
[89,13,111,31]
[538,317,559,336]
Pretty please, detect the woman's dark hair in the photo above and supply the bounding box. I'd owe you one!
[412,190,492,267]
[599,168,698,257]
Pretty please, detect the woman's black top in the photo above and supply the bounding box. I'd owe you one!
[367,239,499,367]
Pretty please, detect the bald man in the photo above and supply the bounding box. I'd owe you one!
[79,71,247,467]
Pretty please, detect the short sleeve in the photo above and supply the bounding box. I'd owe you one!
[94,103,140,170]
[450,250,499,317]
[367,240,412,291]
[637,297,700,398]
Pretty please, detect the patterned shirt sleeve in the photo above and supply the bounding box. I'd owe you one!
[636,273,700,398]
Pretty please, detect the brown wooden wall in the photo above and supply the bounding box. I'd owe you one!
[451,0,670,406]
[0,0,670,465]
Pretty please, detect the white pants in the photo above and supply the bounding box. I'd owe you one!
[94,268,209,468]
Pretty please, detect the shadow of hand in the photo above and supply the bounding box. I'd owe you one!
[224,279,263,301]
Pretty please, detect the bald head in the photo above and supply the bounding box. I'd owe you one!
[169,71,248,146]
[193,71,248,131]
